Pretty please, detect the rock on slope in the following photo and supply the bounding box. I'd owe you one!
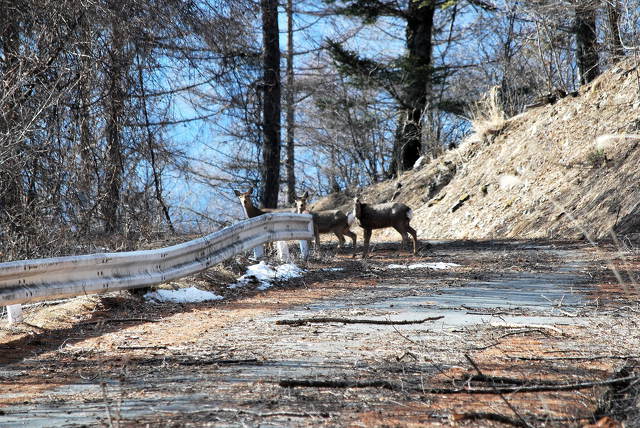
[312,59,640,241]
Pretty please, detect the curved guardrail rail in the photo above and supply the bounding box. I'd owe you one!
[0,212,313,310]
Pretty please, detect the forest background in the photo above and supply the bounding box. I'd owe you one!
[0,0,637,260]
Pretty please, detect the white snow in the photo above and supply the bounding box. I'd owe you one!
[144,287,224,303]
[229,261,305,291]
[387,262,460,270]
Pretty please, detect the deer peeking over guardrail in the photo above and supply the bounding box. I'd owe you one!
[352,197,418,258]
[234,187,288,218]
[233,187,305,260]
[295,191,356,256]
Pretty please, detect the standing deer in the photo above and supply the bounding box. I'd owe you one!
[234,187,287,218]
[295,192,356,256]
[233,187,297,259]
[352,197,417,258]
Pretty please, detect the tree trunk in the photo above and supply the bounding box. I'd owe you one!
[285,0,296,205]
[575,3,599,85]
[77,14,95,232]
[0,4,25,232]
[137,53,175,233]
[606,0,624,61]
[260,0,281,209]
[102,15,125,233]
[392,0,435,174]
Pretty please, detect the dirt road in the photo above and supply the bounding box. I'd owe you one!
[1,240,639,427]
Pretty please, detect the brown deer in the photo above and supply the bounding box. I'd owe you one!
[352,197,417,258]
[233,187,289,218]
[295,192,356,255]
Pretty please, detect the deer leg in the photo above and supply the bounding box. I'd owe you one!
[362,228,372,259]
[393,225,409,250]
[407,224,418,255]
[314,225,321,252]
[335,232,345,248]
[344,229,357,257]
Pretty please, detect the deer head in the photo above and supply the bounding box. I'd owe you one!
[353,197,363,219]
[233,187,261,218]
[294,191,309,214]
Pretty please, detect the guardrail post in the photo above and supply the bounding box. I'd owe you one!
[7,304,23,324]
[276,241,290,262]
[253,245,265,259]
[298,240,309,260]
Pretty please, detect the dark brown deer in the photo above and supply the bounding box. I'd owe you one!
[295,192,356,255]
[352,197,417,258]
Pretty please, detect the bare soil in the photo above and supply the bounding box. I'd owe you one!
[1,239,639,427]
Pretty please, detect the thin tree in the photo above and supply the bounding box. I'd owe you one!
[260,0,281,208]
[575,1,600,85]
[285,0,296,205]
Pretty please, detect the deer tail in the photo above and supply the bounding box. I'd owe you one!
[347,212,356,226]
[406,209,413,220]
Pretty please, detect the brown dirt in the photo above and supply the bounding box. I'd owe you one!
[1,240,639,427]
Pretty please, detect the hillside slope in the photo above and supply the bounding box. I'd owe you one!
[312,59,640,242]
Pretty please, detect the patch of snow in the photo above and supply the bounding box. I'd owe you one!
[320,267,344,272]
[387,262,460,270]
[229,261,305,291]
[145,287,223,303]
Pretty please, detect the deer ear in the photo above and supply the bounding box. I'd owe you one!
[233,189,241,197]
[303,191,309,199]
[247,186,253,194]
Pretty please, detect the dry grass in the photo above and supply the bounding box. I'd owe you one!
[469,86,507,141]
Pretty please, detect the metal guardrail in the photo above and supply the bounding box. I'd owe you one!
[0,213,313,311]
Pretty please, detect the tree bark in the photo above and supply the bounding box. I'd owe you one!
[285,0,296,205]
[575,2,599,85]
[605,0,624,61]
[260,0,281,209]
[137,53,175,233]
[102,13,126,233]
[0,3,25,232]
[392,0,435,174]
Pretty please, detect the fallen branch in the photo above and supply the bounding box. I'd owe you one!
[116,345,167,350]
[508,355,640,362]
[489,322,563,334]
[465,354,532,428]
[276,315,444,326]
[176,358,259,366]
[279,374,640,394]
[279,379,397,390]
[467,374,528,386]
[79,318,160,325]
[451,412,529,427]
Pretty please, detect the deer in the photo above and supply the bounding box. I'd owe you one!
[233,187,298,258]
[352,197,418,258]
[295,191,357,256]
[233,187,290,218]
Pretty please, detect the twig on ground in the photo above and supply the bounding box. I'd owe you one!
[508,355,640,362]
[80,318,160,325]
[450,411,529,427]
[464,354,532,428]
[278,375,640,394]
[495,329,550,340]
[276,316,444,326]
[116,345,167,350]
[201,407,329,418]
[489,322,563,334]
